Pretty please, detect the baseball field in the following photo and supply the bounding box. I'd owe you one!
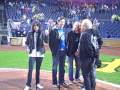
[0,45,120,85]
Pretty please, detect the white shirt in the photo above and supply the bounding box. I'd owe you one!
[27,32,44,57]
[29,49,44,57]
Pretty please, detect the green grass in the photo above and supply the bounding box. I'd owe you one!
[97,72,120,84]
[100,54,120,62]
[0,51,120,85]
[0,51,53,69]
[0,51,28,68]
[99,54,120,69]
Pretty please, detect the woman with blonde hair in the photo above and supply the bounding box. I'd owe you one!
[66,21,81,84]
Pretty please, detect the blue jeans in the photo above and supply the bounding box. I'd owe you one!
[67,55,80,81]
[26,57,43,87]
[52,50,66,85]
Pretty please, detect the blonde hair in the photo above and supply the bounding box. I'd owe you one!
[72,21,80,31]
[81,19,93,31]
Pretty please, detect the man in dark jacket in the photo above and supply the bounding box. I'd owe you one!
[49,16,68,88]
[78,19,97,90]
[91,29,103,68]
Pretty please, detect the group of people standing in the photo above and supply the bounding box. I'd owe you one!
[24,16,103,90]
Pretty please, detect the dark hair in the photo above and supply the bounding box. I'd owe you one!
[32,22,41,32]
[57,16,65,23]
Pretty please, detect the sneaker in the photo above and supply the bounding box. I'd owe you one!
[80,84,85,88]
[68,80,74,85]
[68,81,73,85]
[24,85,30,90]
[60,82,69,88]
[81,87,86,90]
[52,84,58,88]
[75,79,81,83]
[37,84,44,89]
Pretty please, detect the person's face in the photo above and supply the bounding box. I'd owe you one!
[33,25,39,32]
[75,24,81,33]
[58,19,65,28]
[78,24,81,32]
[81,24,85,32]
[74,24,79,33]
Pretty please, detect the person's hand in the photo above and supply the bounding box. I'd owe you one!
[45,30,49,36]
[75,51,79,56]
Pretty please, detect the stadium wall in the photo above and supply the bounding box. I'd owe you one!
[1,36,120,48]
[103,38,120,48]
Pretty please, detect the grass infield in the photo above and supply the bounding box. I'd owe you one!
[0,51,120,84]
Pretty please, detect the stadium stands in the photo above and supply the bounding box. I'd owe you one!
[3,0,120,38]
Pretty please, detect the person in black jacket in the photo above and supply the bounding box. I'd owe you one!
[66,21,81,84]
[24,21,48,90]
[92,19,103,68]
[78,19,97,90]
[49,16,68,88]
[91,29,103,68]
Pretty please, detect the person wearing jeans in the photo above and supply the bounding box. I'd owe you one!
[78,19,97,90]
[66,21,81,84]
[26,57,43,87]
[52,50,66,85]
[90,23,103,90]
[24,22,48,90]
[49,16,68,88]
[67,56,80,82]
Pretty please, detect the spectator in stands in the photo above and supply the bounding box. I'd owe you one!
[24,21,48,90]
[93,18,100,31]
[7,19,12,43]
[78,19,97,90]
[49,16,68,88]
[66,21,81,84]
[19,19,31,37]
[65,19,72,28]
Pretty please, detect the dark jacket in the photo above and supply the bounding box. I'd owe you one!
[79,29,96,61]
[89,29,103,56]
[90,29,103,49]
[49,28,67,56]
[25,30,48,54]
[90,29,103,68]
[67,31,80,56]
[92,30,103,49]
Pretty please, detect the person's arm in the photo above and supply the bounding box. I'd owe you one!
[66,32,71,48]
[42,31,49,44]
[25,32,30,46]
[25,32,30,53]
[96,30,103,49]
[49,29,56,52]
[66,31,72,55]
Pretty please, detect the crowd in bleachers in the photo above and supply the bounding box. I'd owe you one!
[4,0,120,38]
